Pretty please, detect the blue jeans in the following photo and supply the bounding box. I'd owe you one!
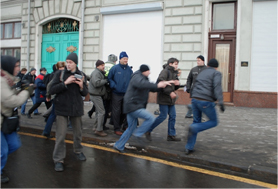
[114,108,155,151]
[148,104,176,136]
[1,131,21,174]
[43,102,56,136]
[185,99,218,150]
[21,96,38,114]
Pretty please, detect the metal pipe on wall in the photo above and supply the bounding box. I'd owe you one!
[26,0,31,71]
[79,0,85,70]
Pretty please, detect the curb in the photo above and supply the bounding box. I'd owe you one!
[19,125,277,184]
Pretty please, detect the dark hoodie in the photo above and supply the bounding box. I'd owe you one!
[1,56,18,75]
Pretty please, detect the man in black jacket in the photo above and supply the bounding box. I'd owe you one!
[113,65,172,153]
[49,53,88,171]
[16,68,27,88]
[185,58,225,155]
[185,55,207,118]
[20,68,40,115]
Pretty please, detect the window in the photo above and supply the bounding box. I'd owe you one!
[212,3,236,30]
[1,48,21,59]
[1,22,21,39]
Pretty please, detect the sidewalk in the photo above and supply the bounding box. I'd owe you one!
[19,101,277,184]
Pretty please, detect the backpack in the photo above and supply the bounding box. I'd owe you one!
[42,73,52,86]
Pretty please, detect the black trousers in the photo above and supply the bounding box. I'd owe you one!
[28,101,52,115]
[111,93,127,131]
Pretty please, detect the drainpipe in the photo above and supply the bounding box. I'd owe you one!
[79,0,85,71]
[26,0,31,71]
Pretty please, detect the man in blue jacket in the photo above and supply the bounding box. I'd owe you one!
[113,65,173,152]
[108,51,133,136]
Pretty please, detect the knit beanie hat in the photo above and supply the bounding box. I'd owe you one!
[140,64,150,72]
[66,52,78,64]
[208,58,219,68]
[108,54,118,62]
[197,55,205,62]
[1,55,18,75]
[119,51,128,60]
[30,68,36,72]
[95,59,105,67]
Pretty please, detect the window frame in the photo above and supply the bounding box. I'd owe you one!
[1,48,21,59]
[211,1,237,32]
[1,22,22,39]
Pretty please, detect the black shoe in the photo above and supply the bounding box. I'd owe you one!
[167,135,181,141]
[1,175,9,184]
[103,126,109,130]
[113,145,125,153]
[75,152,86,161]
[185,115,193,118]
[185,149,194,155]
[27,114,32,119]
[42,133,54,139]
[21,113,26,116]
[54,162,64,172]
[145,132,152,141]
[34,113,42,115]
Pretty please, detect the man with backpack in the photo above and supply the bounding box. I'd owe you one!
[145,57,181,142]
[49,52,88,172]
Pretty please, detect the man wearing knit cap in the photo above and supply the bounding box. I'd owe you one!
[108,51,133,136]
[88,60,108,137]
[185,55,207,118]
[49,52,88,171]
[113,64,173,153]
[184,58,225,155]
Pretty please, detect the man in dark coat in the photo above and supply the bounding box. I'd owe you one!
[27,67,52,118]
[146,58,181,141]
[113,65,172,153]
[49,52,88,172]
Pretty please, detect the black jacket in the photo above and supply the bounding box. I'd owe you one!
[186,65,207,97]
[157,65,179,105]
[22,72,36,85]
[191,67,223,105]
[123,70,158,114]
[16,72,26,88]
[49,68,88,117]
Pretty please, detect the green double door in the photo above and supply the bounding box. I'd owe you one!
[41,32,79,73]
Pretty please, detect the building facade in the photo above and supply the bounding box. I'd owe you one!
[1,0,277,108]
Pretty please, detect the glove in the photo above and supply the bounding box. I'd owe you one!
[219,104,225,113]
[23,85,35,97]
[186,89,190,93]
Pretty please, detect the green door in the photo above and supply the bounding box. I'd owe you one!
[41,32,79,73]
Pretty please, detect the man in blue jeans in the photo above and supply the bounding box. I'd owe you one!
[146,58,181,142]
[113,65,173,152]
[185,58,225,155]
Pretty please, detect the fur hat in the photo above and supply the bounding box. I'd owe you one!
[108,54,118,62]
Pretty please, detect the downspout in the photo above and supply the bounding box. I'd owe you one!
[26,0,31,71]
[79,0,85,70]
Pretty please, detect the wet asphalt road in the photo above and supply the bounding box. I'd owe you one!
[2,134,265,188]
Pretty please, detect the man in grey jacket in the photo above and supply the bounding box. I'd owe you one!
[88,60,108,137]
[113,65,173,153]
[185,58,225,155]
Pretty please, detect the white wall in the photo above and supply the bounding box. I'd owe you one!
[102,11,163,82]
[250,0,277,92]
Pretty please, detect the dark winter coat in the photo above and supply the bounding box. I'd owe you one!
[107,63,133,95]
[16,72,26,88]
[49,68,88,117]
[123,70,158,114]
[22,72,36,85]
[88,68,107,96]
[186,65,207,97]
[191,67,223,104]
[156,65,179,105]
[34,73,47,103]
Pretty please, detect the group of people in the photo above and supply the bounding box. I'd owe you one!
[1,51,225,183]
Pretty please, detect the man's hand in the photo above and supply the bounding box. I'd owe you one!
[74,76,84,90]
[157,81,174,88]
[64,75,76,85]
[170,92,177,99]
[219,104,225,113]
[174,80,180,86]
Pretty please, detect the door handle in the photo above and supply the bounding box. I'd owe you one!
[228,73,231,83]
